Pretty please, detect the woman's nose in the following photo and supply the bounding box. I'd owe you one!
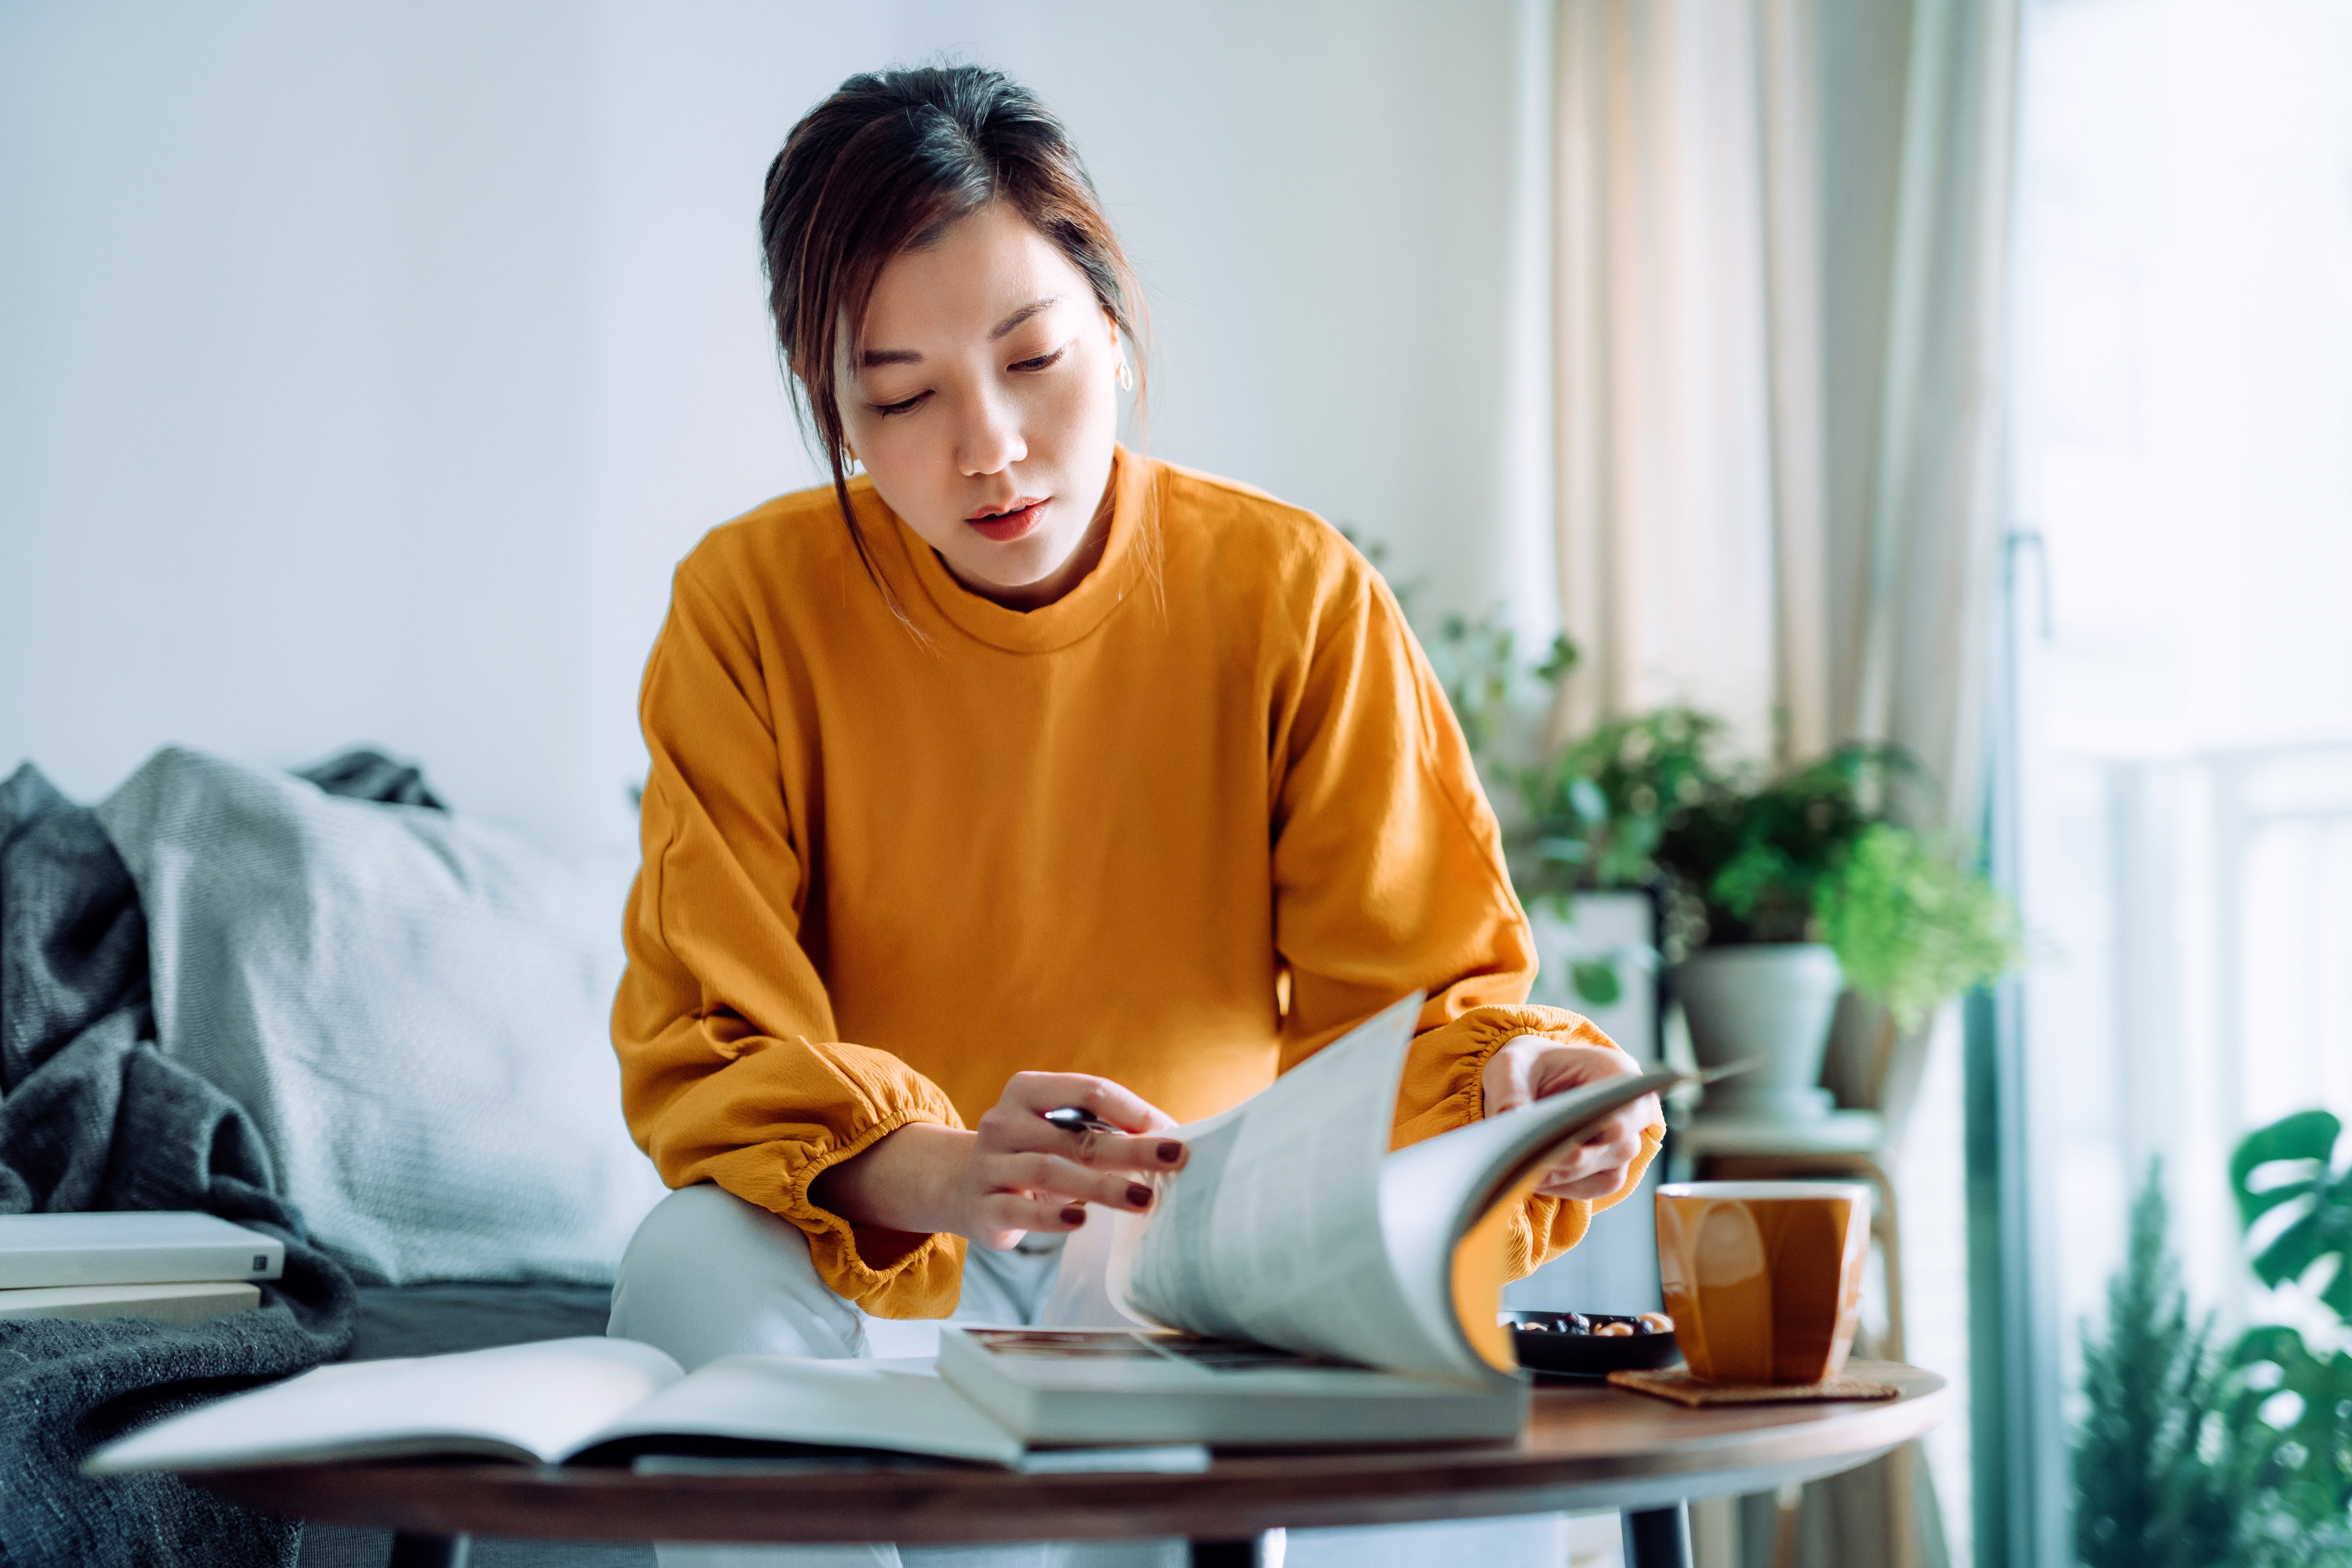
[955,388,1025,477]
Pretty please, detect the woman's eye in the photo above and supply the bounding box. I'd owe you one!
[1010,346,1068,374]
[873,392,928,416]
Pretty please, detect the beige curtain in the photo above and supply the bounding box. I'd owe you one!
[1552,0,2017,833]
[1551,2,2020,1566]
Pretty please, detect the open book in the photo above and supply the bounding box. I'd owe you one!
[1080,992,1671,1382]
[92,995,1676,1472]
[87,1338,1074,1474]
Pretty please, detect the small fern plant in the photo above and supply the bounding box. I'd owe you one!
[2073,1163,2245,1567]
[1813,823,2023,1031]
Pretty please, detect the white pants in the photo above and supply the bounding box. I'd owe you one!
[608,1181,1082,1367]
[608,1185,1566,1568]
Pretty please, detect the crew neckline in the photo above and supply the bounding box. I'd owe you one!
[870,447,1156,655]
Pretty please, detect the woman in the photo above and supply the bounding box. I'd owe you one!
[608,63,1660,1425]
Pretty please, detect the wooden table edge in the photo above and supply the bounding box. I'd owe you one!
[189,1362,1950,1546]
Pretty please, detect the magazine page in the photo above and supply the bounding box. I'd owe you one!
[1375,1068,1686,1374]
[573,1355,1023,1467]
[86,1337,681,1474]
[1111,993,1483,1383]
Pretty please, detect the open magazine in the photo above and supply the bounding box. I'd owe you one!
[1097,991,1680,1387]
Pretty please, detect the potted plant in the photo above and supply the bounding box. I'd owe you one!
[1521,724,2021,1124]
[1337,532,2018,1114]
[1660,746,1900,1120]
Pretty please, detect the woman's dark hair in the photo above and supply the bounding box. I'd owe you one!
[760,66,1149,609]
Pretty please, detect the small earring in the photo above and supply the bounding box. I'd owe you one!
[1115,360,1134,393]
[842,446,858,472]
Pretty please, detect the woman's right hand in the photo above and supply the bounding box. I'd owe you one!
[810,1071,1189,1249]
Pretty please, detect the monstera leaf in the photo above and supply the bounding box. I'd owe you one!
[2231,1109,2352,1320]
[2225,1324,2352,1526]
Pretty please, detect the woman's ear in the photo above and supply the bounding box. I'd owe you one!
[1105,308,1131,391]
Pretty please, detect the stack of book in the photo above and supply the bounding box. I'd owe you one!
[0,1212,284,1326]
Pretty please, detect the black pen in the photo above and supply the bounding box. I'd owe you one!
[1044,1107,1189,1172]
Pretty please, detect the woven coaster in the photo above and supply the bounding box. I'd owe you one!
[1606,1367,1901,1406]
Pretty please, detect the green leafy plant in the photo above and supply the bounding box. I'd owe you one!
[1657,743,1904,944]
[2074,1114,2352,1566]
[2222,1109,2352,1541]
[1814,822,2025,1032]
[2232,1109,2352,1323]
[1662,748,2024,1022]
[1509,707,1722,1003]
[1338,527,2020,1022]
[1523,724,2020,1023]
[2073,1164,2245,1568]
[2222,1325,2352,1540]
[1514,706,1727,907]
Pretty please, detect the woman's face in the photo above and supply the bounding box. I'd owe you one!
[839,201,1123,610]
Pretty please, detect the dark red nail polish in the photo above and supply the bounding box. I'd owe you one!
[1157,1142,1183,1163]
[1127,1183,1152,1207]
[1062,1205,1086,1225]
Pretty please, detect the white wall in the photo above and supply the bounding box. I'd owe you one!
[1,0,1552,852]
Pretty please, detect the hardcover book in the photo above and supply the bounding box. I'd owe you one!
[0,1280,263,1326]
[0,1211,285,1289]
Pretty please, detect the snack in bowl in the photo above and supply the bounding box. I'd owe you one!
[1500,1310,1681,1375]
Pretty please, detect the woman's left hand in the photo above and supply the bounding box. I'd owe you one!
[1479,1035,1659,1202]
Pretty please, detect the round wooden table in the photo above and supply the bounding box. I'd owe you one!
[194,1360,1947,1568]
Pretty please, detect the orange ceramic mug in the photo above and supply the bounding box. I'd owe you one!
[1655,1181,1871,1385]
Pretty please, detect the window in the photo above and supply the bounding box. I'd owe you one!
[2009,0,2352,1551]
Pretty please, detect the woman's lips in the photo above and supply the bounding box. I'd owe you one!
[966,498,1047,543]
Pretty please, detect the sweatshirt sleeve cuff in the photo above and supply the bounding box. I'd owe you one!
[699,1079,971,1319]
[782,1109,971,1319]
[1396,1003,1665,1282]
[1393,1002,1631,1149]
[1503,1117,1668,1277]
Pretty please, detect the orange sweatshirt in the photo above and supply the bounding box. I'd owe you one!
[615,448,1663,1318]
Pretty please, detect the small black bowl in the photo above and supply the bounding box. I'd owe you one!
[1502,1310,1682,1377]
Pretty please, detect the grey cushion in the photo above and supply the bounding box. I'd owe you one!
[96,747,666,1285]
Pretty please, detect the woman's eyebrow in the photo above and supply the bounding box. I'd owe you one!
[859,296,1064,369]
[989,296,1062,339]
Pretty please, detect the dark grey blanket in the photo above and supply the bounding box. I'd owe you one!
[0,755,419,1568]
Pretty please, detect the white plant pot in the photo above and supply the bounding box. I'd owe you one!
[1673,943,1842,1123]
